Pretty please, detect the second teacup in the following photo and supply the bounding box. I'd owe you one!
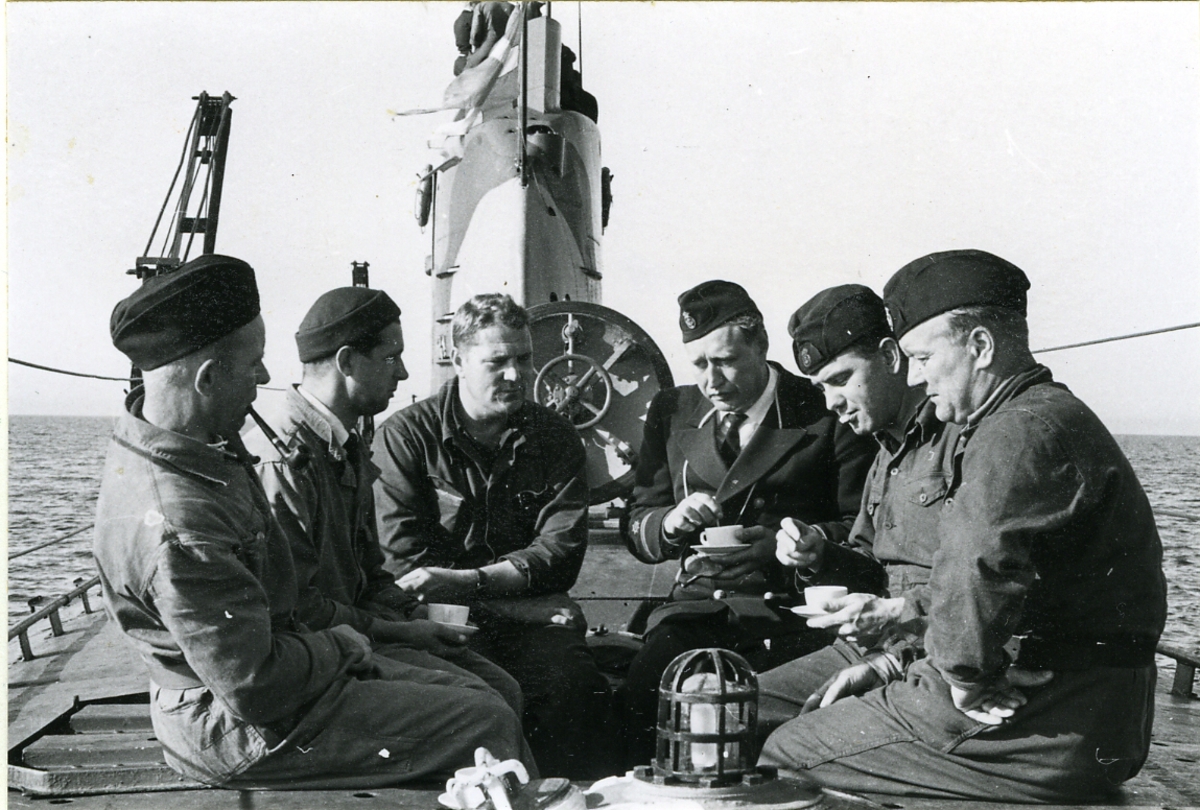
[428,603,470,625]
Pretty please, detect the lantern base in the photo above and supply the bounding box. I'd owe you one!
[585,768,831,810]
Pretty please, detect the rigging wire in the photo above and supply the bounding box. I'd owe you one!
[6,358,288,391]
[1034,322,1200,354]
[7,358,128,382]
[10,524,95,560]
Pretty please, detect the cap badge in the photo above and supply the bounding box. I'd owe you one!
[799,346,813,368]
[885,306,895,332]
[682,311,697,330]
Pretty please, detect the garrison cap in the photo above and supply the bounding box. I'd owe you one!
[788,284,892,375]
[296,287,401,362]
[110,254,260,371]
[883,249,1030,338]
[677,280,761,343]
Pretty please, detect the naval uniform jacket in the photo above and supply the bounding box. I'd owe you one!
[250,388,417,637]
[625,363,881,625]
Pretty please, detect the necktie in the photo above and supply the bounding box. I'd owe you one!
[343,433,361,468]
[715,411,748,467]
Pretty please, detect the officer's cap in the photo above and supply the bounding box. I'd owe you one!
[110,254,260,371]
[788,284,892,375]
[677,280,761,343]
[883,250,1030,338]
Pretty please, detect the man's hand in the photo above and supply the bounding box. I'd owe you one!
[805,594,906,647]
[372,618,468,655]
[801,662,883,713]
[706,526,774,580]
[775,518,826,571]
[663,493,722,539]
[396,567,477,601]
[950,668,1055,726]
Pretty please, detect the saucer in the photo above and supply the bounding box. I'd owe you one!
[693,544,750,555]
[436,621,480,636]
[790,605,835,618]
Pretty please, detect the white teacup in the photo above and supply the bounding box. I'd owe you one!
[428,603,470,625]
[804,586,848,611]
[700,526,743,546]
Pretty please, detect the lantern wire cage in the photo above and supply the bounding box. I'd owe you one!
[645,648,759,786]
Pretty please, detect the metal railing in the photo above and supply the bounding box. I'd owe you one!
[9,576,102,661]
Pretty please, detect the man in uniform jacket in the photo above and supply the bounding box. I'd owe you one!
[760,250,1167,803]
[249,287,523,715]
[755,284,959,735]
[373,293,610,779]
[94,256,528,789]
[619,280,880,766]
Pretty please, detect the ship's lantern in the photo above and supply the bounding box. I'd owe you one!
[645,648,758,787]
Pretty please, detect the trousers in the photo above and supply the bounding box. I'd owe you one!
[759,659,1156,803]
[470,620,612,779]
[756,639,868,739]
[154,653,531,789]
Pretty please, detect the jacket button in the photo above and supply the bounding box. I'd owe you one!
[889,468,899,476]
[919,493,928,503]
[945,498,954,507]
[867,504,875,515]
[256,532,266,541]
[753,498,766,509]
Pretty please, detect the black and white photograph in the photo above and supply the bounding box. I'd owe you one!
[7,2,1200,806]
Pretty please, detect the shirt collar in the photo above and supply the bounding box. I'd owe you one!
[965,364,1053,429]
[698,363,777,430]
[296,385,355,449]
[440,378,528,452]
[116,392,247,486]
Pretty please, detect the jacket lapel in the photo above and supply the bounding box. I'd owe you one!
[715,368,816,505]
[673,395,726,492]
[716,414,807,504]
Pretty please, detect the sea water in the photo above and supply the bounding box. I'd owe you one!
[7,415,1200,653]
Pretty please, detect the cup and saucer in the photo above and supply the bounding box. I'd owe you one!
[790,586,848,618]
[693,525,749,557]
[428,604,480,636]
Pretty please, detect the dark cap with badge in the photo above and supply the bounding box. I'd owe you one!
[677,280,762,343]
[788,284,892,375]
[883,249,1030,339]
[110,254,260,371]
[296,287,401,362]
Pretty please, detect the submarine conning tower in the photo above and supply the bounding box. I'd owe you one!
[426,14,605,385]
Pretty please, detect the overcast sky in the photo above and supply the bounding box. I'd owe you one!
[7,1,1199,435]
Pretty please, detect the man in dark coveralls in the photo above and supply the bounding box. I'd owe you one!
[94,256,528,789]
[619,280,881,766]
[372,293,610,778]
[249,287,523,715]
[760,250,1167,802]
[754,284,960,734]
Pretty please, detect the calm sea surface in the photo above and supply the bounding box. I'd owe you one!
[7,416,1200,652]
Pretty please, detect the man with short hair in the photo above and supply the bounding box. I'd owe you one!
[373,293,610,778]
[249,287,523,714]
[94,256,528,789]
[619,280,880,767]
[753,284,959,732]
[760,250,1167,803]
